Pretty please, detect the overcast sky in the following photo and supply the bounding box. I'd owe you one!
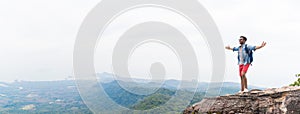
[1,0,300,88]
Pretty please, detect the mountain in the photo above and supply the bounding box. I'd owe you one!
[97,72,264,95]
[96,72,115,83]
[0,73,264,113]
[0,80,91,114]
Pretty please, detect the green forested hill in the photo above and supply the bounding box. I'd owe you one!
[0,78,262,113]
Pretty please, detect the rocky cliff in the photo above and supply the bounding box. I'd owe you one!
[184,86,300,114]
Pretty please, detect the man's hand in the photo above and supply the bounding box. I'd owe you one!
[256,41,267,50]
[225,45,233,50]
[261,41,267,47]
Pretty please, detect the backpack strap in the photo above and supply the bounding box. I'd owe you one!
[244,44,253,66]
[245,44,249,54]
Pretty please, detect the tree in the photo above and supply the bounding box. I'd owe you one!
[290,74,300,86]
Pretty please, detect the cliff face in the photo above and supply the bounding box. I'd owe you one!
[184,86,300,114]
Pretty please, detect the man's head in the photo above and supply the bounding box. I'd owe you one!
[239,36,247,44]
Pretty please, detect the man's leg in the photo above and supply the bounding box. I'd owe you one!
[244,75,248,89]
[241,64,250,90]
[241,72,247,90]
[239,65,244,91]
[240,76,244,91]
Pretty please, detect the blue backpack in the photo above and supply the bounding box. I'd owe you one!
[244,44,254,63]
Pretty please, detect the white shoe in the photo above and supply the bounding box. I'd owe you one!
[238,90,243,94]
[244,89,249,92]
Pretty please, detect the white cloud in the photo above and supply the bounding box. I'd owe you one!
[0,0,299,88]
[0,0,100,81]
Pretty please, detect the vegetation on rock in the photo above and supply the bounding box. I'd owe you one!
[290,74,300,86]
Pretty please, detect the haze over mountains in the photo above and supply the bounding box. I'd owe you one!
[0,72,264,113]
[97,72,263,94]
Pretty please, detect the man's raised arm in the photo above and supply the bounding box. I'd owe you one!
[225,45,234,51]
[255,41,267,50]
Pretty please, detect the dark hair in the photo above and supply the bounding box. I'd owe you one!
[240,36,247,41]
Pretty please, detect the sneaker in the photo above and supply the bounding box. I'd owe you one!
[238,90,243,94]
[244,89,249,92]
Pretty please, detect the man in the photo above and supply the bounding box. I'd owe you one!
[225,36,266,93]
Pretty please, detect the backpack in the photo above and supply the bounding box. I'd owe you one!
[244,44,254,63]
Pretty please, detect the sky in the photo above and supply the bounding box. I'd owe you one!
[0,0,300,88]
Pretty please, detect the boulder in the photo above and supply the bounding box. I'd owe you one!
[184,86,300,114]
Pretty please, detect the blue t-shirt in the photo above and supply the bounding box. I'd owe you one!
[233,44,256,65]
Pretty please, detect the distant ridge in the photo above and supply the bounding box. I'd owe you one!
[97,72,264,95]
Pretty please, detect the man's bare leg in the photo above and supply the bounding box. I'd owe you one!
[241,71,248,90]
[240,76,244,91]
[244,76,248,89]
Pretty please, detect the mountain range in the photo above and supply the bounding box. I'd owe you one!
[0,72,264,113]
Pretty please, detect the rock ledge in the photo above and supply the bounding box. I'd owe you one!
[184,86,300,114]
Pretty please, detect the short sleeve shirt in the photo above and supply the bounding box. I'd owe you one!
[233,44,256,65]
